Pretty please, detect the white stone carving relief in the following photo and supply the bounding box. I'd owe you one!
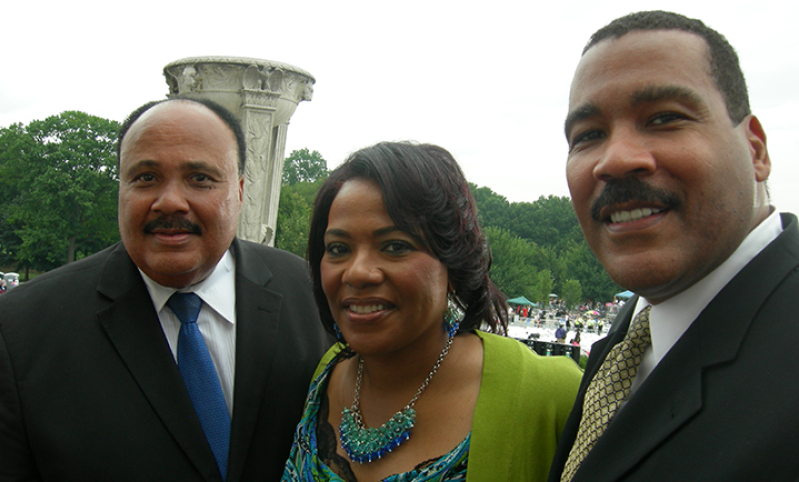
[162,57,314,245]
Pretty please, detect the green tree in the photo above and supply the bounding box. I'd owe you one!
[0,111,120,274]
[529,269,554,306]
[471,184,513,230]
[472,188,582,251]
[484,226,551,302]
[558,240,620,302]
[561,279,583,309]
[275,179,326,257]
[509,195,584,251]
[276,148,330,256]
[282,148,328,185]
[0,123,32,271]
[472,183,618,303]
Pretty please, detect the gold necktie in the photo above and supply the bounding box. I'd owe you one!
[561,306,652,481]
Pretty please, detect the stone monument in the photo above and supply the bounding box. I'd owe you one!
[163,56,314,245]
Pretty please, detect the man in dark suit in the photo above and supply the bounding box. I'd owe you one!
[0,98,332,481]
[549,11,799,481]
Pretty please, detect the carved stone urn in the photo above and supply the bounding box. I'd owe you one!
[163,56,315,245]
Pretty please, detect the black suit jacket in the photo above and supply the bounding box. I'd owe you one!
[548,213,799,482]
[0,239,332,482]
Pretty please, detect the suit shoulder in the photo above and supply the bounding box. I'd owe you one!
[236,240,312,286]
[237,240,308,267]
[0,244,117,308]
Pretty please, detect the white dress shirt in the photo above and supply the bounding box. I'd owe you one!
[140,250,238,417]
[628,209,783,395]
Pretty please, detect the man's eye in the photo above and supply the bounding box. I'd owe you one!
[135,173,156,182]
[649,112,685,126]
[191,173,211,182]
[570,130,604,150]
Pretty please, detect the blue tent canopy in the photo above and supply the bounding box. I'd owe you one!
[615,290,634,299]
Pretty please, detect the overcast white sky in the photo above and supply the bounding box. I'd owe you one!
[3,0,798,215]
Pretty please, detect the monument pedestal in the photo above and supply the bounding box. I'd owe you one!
[163,57,314,245]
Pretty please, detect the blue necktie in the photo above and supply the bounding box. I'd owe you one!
[167,292,230,481]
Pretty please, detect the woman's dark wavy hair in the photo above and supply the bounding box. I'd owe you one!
[307,141,508,343]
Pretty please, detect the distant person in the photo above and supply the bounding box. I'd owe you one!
[555,325,567,343]
[0,98,331,481]
[549,11,799,481]
[282,142,581,481]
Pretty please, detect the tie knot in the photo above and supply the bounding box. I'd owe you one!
[627,305,652,346]
[167,292,203,325]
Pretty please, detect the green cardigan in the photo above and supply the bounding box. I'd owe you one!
[312,331,582,482]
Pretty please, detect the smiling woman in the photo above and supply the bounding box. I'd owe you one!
[281,142,583,482]
[320,178,450,360]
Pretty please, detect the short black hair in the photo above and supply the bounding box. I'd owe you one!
[307,142,508,347]
[584,10,750,124]
[116,97,247,174]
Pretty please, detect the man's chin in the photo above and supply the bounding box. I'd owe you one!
[139,256,209,289]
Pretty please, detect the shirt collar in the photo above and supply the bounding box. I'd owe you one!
[634,209,782,362]
[139,249,237,325]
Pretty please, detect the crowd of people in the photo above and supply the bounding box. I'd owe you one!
[1,10,797,482]
[0,272,19,294]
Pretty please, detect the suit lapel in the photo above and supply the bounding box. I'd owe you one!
[548,301,635,481]
[585,301,636,383]
[576,214,799,481]
[97,244,223,482]
[577,325,704,482]
[226,240,282,482]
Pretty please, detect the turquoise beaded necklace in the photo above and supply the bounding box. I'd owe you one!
[339,326,457,464]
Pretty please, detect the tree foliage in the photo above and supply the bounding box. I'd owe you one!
[560,279,583,309]
[472,185,513,229]
[473,186,620,303]
[0,111,120,276]
[282,148,329,186]
[485,226,553,303]
[555,240,619,302]
[508,195,584,251]
[275,148,331,257]
[275,179,325,258]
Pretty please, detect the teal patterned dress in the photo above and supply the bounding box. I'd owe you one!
[281,359,469,482]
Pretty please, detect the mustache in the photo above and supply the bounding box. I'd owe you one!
[144,216,202,235]
[590,178,681,221]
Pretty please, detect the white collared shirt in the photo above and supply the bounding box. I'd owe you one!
[140,250,237,416]
[627,210,783,394]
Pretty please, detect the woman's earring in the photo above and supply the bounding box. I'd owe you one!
[444,293,463,338]
[333,323,346,344]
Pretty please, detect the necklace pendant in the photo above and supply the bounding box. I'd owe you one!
[339,329,457,464]
[339,406,416,464]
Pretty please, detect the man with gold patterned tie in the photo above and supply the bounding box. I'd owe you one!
[548,10,799,482]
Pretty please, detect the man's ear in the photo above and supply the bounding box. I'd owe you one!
[743,115,771,183]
